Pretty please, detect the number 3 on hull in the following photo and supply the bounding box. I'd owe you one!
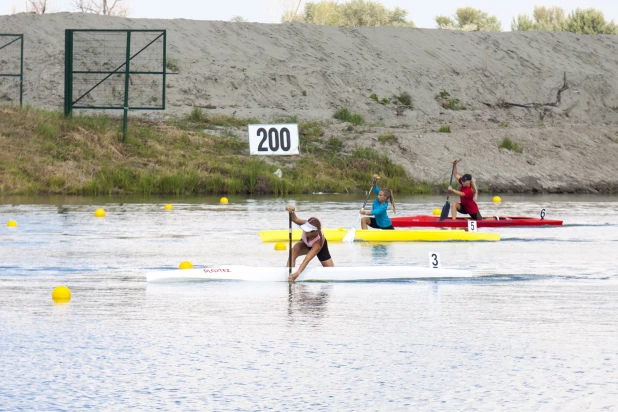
[429,252,441,269]
[248,124,300,155]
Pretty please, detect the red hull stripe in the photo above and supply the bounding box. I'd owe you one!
[391,215,563,228]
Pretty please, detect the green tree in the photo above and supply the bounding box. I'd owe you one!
[511,14,534,32]
[512,6,567,31]
[534,6,567,30]
[436,7,501,32]
[289,0,415,28]
[280,0,304,23]
[512,6,617,34]
[565,8,618,35]
[303,1,343,26]
[435,15,455,28]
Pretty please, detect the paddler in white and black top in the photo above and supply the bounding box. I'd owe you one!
[285,205,334,282]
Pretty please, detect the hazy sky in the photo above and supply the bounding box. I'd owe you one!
[3,0,618,30]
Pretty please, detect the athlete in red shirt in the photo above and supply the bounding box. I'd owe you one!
[447,160,482,221]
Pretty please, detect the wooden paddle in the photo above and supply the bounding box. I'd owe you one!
[288,212,293,276]
[343,178,377,243]
[439,163,456,221]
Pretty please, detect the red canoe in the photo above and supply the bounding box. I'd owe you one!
[391,215,563,228]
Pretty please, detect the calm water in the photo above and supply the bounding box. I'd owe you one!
[1,194,617,410]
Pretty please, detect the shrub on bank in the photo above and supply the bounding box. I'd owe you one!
[499,137,524,153]
[333,107,364,125]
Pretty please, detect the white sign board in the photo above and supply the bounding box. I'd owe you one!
[429,252,441,269]
[467,220,477,232]
[248,124,300,155]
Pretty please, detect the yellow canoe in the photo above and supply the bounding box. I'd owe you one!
[259,228,500,242]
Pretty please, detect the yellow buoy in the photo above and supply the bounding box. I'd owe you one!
[164,204,173,210]
[94,208,106,218]
[493,196,502,203]
[7,220,17,227]
[52,286,71,302]
[220,197,229,204]
[179,261,193,270]
[274,242,287,251]
[432,208,441,216]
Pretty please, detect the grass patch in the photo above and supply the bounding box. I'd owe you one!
[442,98,466,110]
[499,137,524,153]
[438,125,451,133]
[326,138,343,153]
[299,121,323,138]
[394,92,413,107]
[36,123,59,139]
[170,108,260,132]
[378,131,397,145]
[499,122,509,127]
[369,93,390,105]
[436,89,466,110]
[333,107,364,125]
[298,121,325,154]
[166,57,180,72]
[187,106,206,123]
[301,89,307,96]
[274,115,298,124]
[298,121,342,157]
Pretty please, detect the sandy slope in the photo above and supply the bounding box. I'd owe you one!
[1,13,618,192]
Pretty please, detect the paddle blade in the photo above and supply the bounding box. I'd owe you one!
[439,201,450,221]
[342,227,356,243]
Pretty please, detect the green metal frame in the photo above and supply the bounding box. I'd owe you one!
[0,34,24,107]
[64,29,166,142]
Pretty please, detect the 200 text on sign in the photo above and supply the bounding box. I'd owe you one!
[248,124,300,155]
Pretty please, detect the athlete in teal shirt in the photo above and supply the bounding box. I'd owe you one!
[360,174,396,230]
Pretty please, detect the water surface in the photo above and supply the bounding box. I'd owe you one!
[1,194,617,410]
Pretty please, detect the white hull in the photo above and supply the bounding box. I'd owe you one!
[145,265,473,282]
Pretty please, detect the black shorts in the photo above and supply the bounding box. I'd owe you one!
[458,204,483,220]
[368,217,395,230]
[316,239,332,262]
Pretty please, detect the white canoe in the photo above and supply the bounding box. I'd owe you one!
[145,265,474,282]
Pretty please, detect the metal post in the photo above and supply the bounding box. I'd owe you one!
[19,34,23,107]
[64,30,73,117]
[122,31,131,143]
[162,30,166,110]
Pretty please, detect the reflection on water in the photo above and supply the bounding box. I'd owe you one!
[371,243,389,261]
[287,283,331,320]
